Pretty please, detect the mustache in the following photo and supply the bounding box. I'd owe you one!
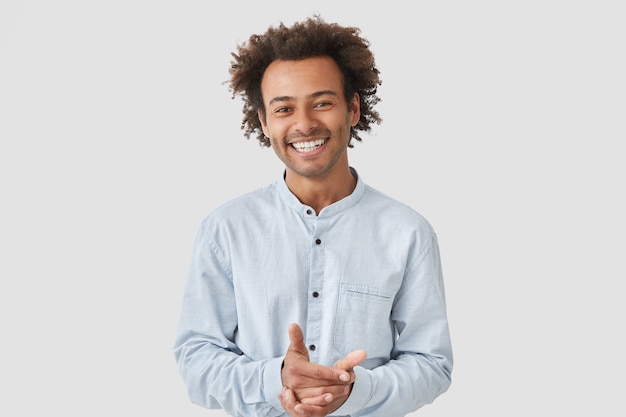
[286,128,331,141]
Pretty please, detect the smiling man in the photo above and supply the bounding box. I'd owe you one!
[174,15,453,417]
[259,56,360,214]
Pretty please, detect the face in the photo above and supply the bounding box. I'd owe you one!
[258,56,360,181]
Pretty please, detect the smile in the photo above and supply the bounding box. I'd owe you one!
[291,138,327,153]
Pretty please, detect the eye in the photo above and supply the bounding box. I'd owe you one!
[274,106,292,114]
[314,101,333,109]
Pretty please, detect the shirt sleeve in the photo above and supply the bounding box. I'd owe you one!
[172,221,285,417]
[331,232,453,416]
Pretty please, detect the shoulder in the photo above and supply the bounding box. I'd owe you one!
[362,184,435,234]
[199,182,280,230]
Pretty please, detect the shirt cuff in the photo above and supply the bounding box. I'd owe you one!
[263,356,286,410]
[330,366,371,416]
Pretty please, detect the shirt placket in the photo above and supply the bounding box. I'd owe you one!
[305,210,326,363]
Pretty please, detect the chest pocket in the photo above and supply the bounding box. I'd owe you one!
[333,283,395,357]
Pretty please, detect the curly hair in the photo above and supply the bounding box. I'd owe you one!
[227,15,382,148]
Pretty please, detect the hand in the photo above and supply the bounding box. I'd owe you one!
[279,323,367,416]
[281,323,352,388]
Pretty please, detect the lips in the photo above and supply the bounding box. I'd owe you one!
[291,138,327,153]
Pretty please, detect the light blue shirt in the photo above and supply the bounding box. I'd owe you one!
[174,168,453,417]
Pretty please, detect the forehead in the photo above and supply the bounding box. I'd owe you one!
[261,56,344,101]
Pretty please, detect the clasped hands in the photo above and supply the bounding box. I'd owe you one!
[279,323,367,417]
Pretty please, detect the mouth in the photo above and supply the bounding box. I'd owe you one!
[290,138,327,153]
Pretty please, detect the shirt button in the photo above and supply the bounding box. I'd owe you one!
[312,291,319,298]
[315,238,321,245]
[309,344,316,351]
[306,209,313,215]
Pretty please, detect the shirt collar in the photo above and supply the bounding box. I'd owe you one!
[276,167,365,217]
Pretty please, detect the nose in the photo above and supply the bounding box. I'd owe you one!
[292,108,318,135]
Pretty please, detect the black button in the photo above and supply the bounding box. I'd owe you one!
[312,291,319,298]
[306,209,313,215]
[309,344,316,351]
[315,238,321,245]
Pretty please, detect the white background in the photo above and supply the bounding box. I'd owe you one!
[1,1,624,415]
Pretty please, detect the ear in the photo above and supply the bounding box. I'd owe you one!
[258,109,270,137]
[349,93,361,127]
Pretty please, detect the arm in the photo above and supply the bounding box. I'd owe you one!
[332,233,453,417]
[173,224,354,416]
[173,224,285,416]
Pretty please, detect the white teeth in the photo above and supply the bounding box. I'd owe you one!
[292,139,326,153]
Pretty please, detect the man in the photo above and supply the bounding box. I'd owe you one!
[174,15,453,417]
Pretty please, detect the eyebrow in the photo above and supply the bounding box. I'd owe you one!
[268,90,339,106]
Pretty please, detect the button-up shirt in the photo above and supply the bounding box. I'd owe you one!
[174,168,453,417]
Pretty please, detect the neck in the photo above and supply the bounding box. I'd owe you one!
[285,166,356,215]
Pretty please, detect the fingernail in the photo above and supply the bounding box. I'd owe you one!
[340,373,350,382]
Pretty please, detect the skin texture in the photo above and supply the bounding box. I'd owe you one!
[258,56,360,214]
[279,324,367,417]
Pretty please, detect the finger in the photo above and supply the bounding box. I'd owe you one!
[298,392,334,406]
[279,387,309,417]
[333,349,367,370]
[294,402,328,416]
[281,388,331,417]
[284,324,354,384]
[287,323,309,358]
[286,360,352,385]
[294,383,349,400]
[297,383,351,405]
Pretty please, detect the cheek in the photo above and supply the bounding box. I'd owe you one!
[264,119,288,140]
[269,138,285,158]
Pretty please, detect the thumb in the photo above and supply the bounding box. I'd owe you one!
[333,349,367,370]
[287,323,309,358]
